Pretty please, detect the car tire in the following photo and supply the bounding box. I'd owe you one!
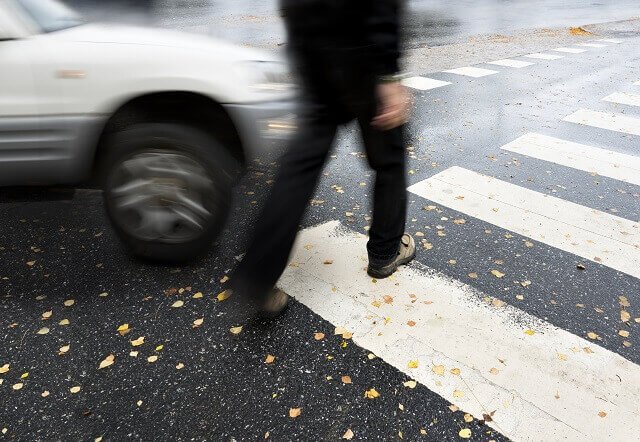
[102,123,236,263]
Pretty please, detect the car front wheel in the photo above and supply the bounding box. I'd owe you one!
[102,123,235,263]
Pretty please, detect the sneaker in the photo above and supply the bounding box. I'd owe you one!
[367,234,416,279]
[260,288,290,318]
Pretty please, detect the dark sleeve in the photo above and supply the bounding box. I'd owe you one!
[366,0,402,76]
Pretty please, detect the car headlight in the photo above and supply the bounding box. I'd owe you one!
[237,61,295,92]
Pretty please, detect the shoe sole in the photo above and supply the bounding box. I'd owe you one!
[367,249,416,279]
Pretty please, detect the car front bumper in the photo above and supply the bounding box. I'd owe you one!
[224,99,298,160]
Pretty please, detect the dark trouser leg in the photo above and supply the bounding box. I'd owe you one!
[232,115,338,301]
[358,118,407,265]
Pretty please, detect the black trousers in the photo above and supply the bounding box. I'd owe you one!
[231,89,407,301]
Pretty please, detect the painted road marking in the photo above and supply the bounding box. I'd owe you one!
[596,38,623,44]
[603,91,640,107]
[486,59,535,68]
[402,76,452,91]
[500,132,640,186]
[552,47,587,53]
[635,81,640,86]
[443,66,499,78]
[564,109,640,136]
[524,53,564,60]
[280,221,640,442]
[577,43,607,48]
[408,166,640,278]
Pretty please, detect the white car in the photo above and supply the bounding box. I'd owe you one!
[0,0,295,262]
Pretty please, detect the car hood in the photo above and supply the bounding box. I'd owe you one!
[52,23,276,62]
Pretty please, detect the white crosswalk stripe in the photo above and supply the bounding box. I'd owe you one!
[280,221,640,442]
[500,132,640,186]
[443,66,499,78]
[603,91,640,107]
[408,166,640,278]
[486,59,535,68]
[524,53,564,60]
[577,43,607,48]
[635,80,640,86]
[564,109,640,136]
[552,47,587,53]
[402,76,452,91]
[596,38,623,44]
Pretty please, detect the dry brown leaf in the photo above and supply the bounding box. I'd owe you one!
[341,375,352,384]
[598,411,607,418]
[323,260,334,265]
[289,407,302,418]
[265,354,276,364]
[383,295,394,304]
[407,320,416,327]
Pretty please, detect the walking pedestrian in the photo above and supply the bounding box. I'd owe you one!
[231,0,414,316]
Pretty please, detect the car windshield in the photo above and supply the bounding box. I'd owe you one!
[15,0,83,33]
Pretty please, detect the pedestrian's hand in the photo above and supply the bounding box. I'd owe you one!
[371,82,412,131]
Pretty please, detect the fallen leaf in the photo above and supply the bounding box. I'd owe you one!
[12,383,23,390]
[41,390,50,397]
[147,355,158,363]
[265,354,276,364]
[59,345,70,355]
[220,275,229,283]
[515,294,524,301]
[70,386,81,394]
[171,300,184,308]
[129,351,138,357]
[131,336,145,347]
[459,428,472,439]
[407,320,416,327]
[341,375,352,384]
[432,365,445,376]
[598,411,607,418]
[20,372,28,379]
[448,404,459,412]
[587,332,599,340]
[117,324,130,336]
[27,260,36,266]
[230,326,243,335]
[403,380,417,389]
[42,311,53,320]
[98,354,115,369]
[576,263,586,270]
[63,299,75,307]
[155,345,163,351]
[289,407,302,418]
[408,360,419,369]
[193,318,204,328]
[468,272,478,279]
[217,290,232,302]
[492,298,506,308]
[37,327,49,335]
[367,353,376,360]
[137,400,143,407]
[621,310,631,322]
[342,429,354,440]
[450,368,461,376]
[463,413,473,423]
[0,364,9,374]
[192,292,203,299]
[490,269,505,278]
[453,389,464,398]
[364,388,380,399]
[524,329,535,336]
[453,219,466,225]
[619,330,630,338]
[59,319,70,326]
[383,295,394,304]
[371,299,382,308]
[398,403,404,411]
[323,260,334,265]
[524,241,534,248]
[176,362,184,369]
[520,280,532,287]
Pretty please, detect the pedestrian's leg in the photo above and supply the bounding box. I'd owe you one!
[232,116,338,303]
[358,117,407,265]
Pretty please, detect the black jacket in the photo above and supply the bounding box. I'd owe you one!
[280,0,402,77]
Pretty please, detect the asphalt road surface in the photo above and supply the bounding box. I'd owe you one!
[2,3,640,442]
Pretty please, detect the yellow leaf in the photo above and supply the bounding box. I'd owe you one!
[0,364,9,374]
[129,351,138,357]
[20,372,29,379]
[137,400,143,407]
[403,380,417,389]
[524,329,535,336]
[265,354,276,364]
[155,345,163,351]
[587,332,599,340]
[459,428,472,439]
[367,353,376,360]
[230,326,243,335]
[557,353,568,361]
[192,292,203,299]
[217,290,232,302]
[37,327,49,335]
[463,413,473,423]
[342,429,354,440]
[621,310,631,322]
[516,294,524,300]
[131,336,145,347]
[220,275,229,283]
[448,404,459,412]
[289,407,302,418]
[147,355,158,363]
[41,390,50,397]
[42,310,52,320]
[468,272,478,279]
[492,298,506,308]
[490,269,505,278]
[171,300,184,308]
[314,332,325,340]
[371,300,382,308]
[341,375,352,384]
[176,363,184,370]
[69,386,81,394]
[193,318,204,328]
[408,360,419,369]
[63,299,75,307]
[364,388,380,399]
[59,319,70,326]
[98,354,115,369]
[117,323,130,336]
[453,389,464,398]
[619,330,630,338]
[432,365,445,376]
[12,383,23,390]
[450,368,461,376]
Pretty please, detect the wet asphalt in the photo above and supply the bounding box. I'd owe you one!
[2,3,640,442]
